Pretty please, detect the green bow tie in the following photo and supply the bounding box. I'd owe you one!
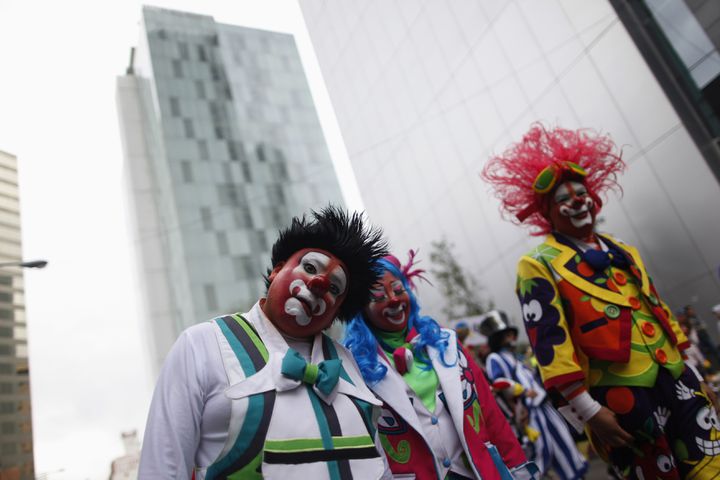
[281,348,342,396]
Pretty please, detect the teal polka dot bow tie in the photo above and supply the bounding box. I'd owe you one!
[280,348,342,396]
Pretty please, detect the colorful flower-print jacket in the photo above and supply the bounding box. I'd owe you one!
[516,233,689,390]
[371,328,530,480]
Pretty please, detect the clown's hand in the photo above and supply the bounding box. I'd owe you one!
[587,406,633,448]
[676,380,694,400]
[653,406,670,431]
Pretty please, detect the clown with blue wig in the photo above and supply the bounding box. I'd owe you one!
[345,251,538,480]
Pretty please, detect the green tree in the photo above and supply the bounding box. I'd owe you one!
[429,238,493,320]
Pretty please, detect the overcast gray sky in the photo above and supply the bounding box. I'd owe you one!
[0,1,361,478]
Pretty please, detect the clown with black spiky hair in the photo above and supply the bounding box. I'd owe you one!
[482,124,720,479]
[139,206,393,479]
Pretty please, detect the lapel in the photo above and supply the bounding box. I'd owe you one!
[430,331,466,443]
[370,351,428,441]
[238,303,378,405]
[546,234,631,306]
[600,234,651,297]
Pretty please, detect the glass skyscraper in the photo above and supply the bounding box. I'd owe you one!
[116,7,344,372]
[299,0,720,333]
[0,149,34,480]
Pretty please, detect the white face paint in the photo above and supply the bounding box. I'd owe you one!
[554,181,595,228]
[282,252,346,327]
[381,302,407,325]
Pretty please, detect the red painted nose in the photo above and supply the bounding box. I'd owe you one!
[388,298,401,308]
[307,276,329,296]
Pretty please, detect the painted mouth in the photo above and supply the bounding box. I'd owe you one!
[383,304,407,325]
[696,437,720,456]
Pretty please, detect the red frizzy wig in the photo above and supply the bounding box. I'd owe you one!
[481,123,626,236]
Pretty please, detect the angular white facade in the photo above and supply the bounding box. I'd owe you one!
[300,1,720,332]
[117,7,344,372]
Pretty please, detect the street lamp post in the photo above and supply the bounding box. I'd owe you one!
[0,260,48,269]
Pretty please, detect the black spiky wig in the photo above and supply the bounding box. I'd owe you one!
[266,205,388,321]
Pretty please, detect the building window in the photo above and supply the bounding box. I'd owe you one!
[178,42,189,60]
[198,140,209,160]
[214,126,225,140]
[172,59,183,78]
[169,97,180,117]
[267,185,285,204]
[200,207,212,230]
[271,159,289,181]
[183,119,195,138]
[180,161,193,183]
[195,80,206,100]
[218,185,240,206]
[216,231,229,255]
[203,284,218,311]
[197,45,207,62]
[256,143,267,162]
[240,162,252,182]
[254,230,267,251]
[234,256,257,279]
[0,421,14,434]
[210,65,221,81]
[234,207,253,229]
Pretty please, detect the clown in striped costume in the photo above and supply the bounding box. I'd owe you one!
[138,207,391,479]
[482,312,588,479]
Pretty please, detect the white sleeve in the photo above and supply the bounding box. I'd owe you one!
[138,328,207,479]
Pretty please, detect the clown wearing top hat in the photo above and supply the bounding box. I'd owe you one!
[482,124,720,479]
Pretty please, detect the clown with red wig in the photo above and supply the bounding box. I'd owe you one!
[483,124,720,479]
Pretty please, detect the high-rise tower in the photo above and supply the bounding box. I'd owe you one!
[0,149,34,480]
[117,7,344,371]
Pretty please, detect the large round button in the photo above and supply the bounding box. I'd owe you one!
[605,304,621,319]
[613,272,627,286]
[655,348,668,365]
[642,322,655,337]
[628,297,642,310]
[443,458,451,468]
[431,416,438,425]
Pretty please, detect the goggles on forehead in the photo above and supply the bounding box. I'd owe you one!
[532,161,587,194]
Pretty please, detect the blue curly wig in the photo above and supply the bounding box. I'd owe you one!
[344,257,454,385]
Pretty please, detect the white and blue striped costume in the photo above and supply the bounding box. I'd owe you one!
[486,350,587,480]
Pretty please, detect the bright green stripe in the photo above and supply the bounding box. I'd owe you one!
[333,435,374,449]
[265,435,374,453]
[231,314,269,362]
[306,385,341,480]
[266,438,324,452]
